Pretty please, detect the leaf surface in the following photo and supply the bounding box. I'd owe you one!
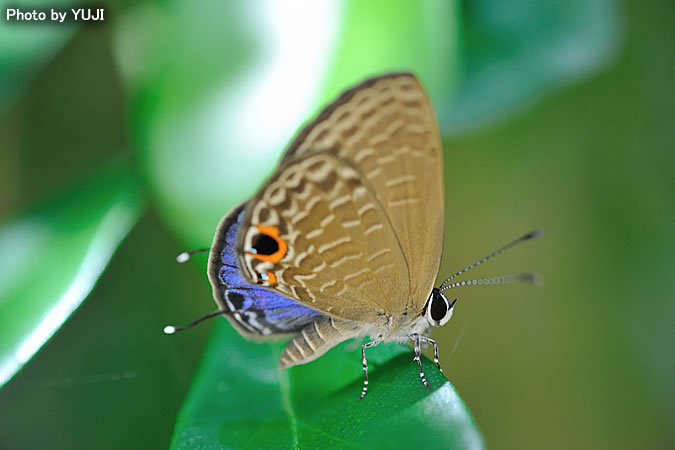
[171,321,483,449]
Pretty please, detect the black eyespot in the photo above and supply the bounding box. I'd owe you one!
[252,233,279,256]
[226,291,245,310]
[430,292,448,322]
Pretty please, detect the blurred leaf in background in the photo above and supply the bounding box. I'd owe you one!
[0,162,143,386]
[443,0,621,132]
[0,0,673,449]
[113,0,459,248]
[0,0,77,111]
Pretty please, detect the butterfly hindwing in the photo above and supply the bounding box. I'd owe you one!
[207,202,322,338]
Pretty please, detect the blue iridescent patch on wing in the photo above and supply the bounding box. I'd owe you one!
[212,203,321,336]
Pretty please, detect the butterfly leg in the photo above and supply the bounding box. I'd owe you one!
[358,336,383,401]
[409,333,430,389]
[419,336,443,372]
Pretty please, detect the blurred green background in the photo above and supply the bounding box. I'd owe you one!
[0,0,673,448]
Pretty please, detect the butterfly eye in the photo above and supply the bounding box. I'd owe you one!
[246,225,287,263]
[425,288,456,327]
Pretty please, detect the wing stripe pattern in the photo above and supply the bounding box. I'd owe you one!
[281,73,445,311]
[238,154,410,322]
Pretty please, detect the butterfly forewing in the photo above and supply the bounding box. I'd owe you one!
[281,73,444,309]
[237,153,410,321]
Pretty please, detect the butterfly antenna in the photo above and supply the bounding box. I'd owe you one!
[163,310,224,334]
[176,248,211,263]
[438,230,544,290]
[440,272,542,292]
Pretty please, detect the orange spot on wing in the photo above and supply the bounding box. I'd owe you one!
[248,225,288,264]
[265,271,277,285]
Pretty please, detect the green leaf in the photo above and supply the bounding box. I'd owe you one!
[441,0,622,132]
[0,161,144,388]
[0,0,78,111]
[171,321,483,449]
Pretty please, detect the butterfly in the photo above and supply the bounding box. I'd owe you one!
[167,73,541,399]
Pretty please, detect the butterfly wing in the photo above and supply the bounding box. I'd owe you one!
[248,73,444,315]
[237,152,411,322]
[207,202,322,339]
[239,73,445,320]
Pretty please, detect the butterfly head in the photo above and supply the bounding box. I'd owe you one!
[425,230,545,328]
[423,288,457,327]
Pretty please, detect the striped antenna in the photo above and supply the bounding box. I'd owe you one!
[440,272,542,292]
[438,230,543,290]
